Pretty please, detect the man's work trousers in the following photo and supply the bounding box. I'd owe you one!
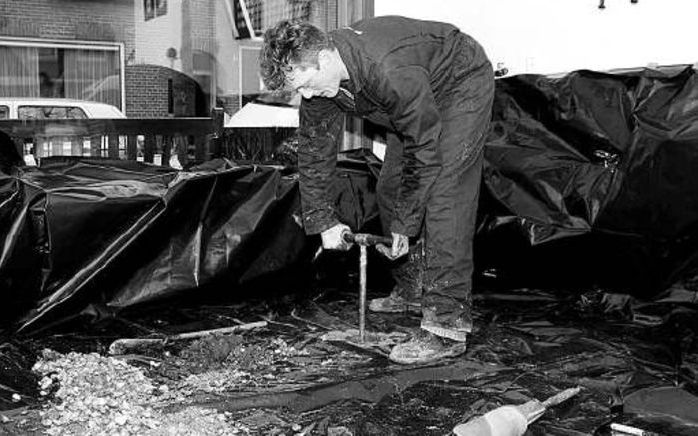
[376,63,494,328]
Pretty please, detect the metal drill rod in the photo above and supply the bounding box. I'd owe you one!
[342,232,393,342]
[359,244,367,342]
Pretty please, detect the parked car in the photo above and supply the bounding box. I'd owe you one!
[0,99,126,164]
[0,98,125,119]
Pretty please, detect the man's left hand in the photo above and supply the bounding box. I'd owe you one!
[377,232,409,260]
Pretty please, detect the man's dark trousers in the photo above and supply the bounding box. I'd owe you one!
[376,50,494,330]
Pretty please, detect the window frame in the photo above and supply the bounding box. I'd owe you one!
[0,36,125,111]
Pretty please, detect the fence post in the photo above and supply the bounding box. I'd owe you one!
[108,135,119,159]
[210,107,225,158]
[127,135,138,160]
[161,135,171,167]
[144,134,156,163]
[90,135,101,157]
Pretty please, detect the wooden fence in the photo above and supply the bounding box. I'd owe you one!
[0,109,301,167]
[0,109,227,167]
[0,109,305,167]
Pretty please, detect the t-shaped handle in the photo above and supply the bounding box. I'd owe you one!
[343,231,392,247]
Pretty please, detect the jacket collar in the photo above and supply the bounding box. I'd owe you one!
[330,30,363,95]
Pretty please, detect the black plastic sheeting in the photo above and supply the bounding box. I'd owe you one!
[0,154,378,333]
[477,65,698,298]
[1,65,698,333]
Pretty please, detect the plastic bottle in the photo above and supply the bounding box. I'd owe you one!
[452,387,581,436]
[453,405,529,436]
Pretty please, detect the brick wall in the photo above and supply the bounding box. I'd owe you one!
[0,0,135,55]
[126,64,200,118]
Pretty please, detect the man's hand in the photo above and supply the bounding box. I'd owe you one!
[320,223,353,251]
[376,232,409,260]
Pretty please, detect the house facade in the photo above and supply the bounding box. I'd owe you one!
[0,0,372,118]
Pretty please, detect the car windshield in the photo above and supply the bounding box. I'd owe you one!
[18,106,88,120]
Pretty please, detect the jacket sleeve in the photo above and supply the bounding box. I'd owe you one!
[379,66,442,237]
[297,97,346,235]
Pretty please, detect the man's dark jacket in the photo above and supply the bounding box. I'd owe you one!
[297,16,491,236]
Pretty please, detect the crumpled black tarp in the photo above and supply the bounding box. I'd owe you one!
[0,155,378,333]
[2,65,698,332]
[477,65,698,298]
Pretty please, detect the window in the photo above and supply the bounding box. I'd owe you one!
[0,106,8,119]
[233,0,312,40]
[144,0,155,21]
[18,106,88,120]
[0,42,123,110]
[144,0,168,21]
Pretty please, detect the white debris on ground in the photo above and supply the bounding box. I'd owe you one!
[25,334,371,435]
[174,368,253,395]
[32,349,249,436]
[159,336,314,396]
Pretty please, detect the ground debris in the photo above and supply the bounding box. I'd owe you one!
[151,332,369,399]
[4,289,695,435]
[181,335,310,372]
[32,349,245,435]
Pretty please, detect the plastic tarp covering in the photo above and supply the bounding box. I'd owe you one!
[477,66,698,297]
[2,65,698,331]
[0,155,377,332]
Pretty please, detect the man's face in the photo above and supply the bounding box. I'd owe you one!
[288,51,340,99]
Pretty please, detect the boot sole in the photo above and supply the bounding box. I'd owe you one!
[388,342,468,365]
[368,305,422,314]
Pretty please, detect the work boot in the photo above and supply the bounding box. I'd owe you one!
[420,307,472,342]
[369,290,421,314]
[389,331,467,365]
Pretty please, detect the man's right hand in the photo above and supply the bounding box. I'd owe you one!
[320,223,353,251]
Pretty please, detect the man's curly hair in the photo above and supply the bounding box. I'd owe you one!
[260,20,331,91]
